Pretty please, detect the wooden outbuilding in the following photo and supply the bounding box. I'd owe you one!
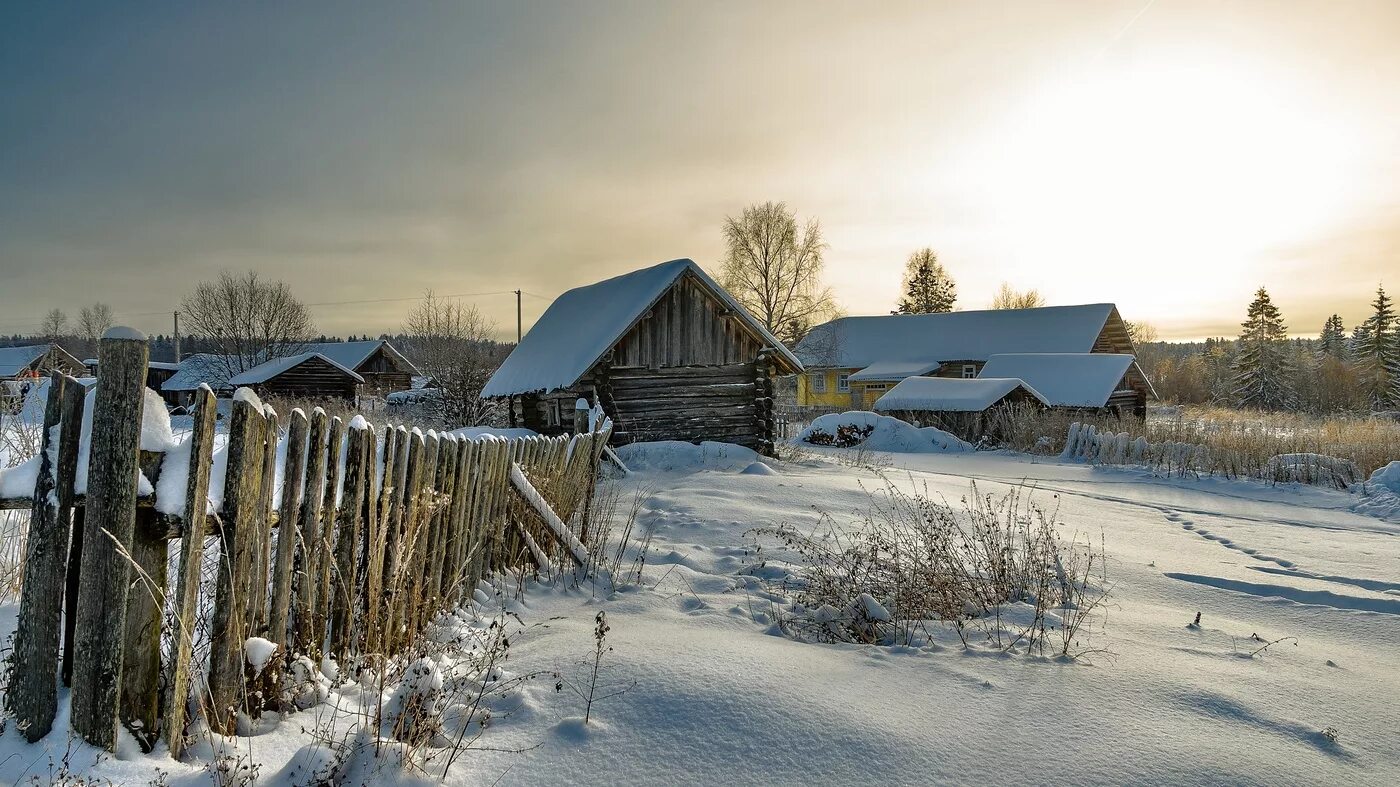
[481,258,803,455]
[227,352,364,401]
[873,376,1049,444]
[977,353,1153,419]
[302,340,419,394]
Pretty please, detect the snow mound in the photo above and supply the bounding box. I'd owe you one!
[1356,461,1400,521]
[1370,461,1400,494]
[795,411,972,454]
[1264,453,1360,488]
[614,441,761,472]
[739,461,778,476]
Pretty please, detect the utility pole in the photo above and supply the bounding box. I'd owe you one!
[172,311,181,362]
[514,289,522,343]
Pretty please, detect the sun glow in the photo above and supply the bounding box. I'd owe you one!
[946,51,1364,321]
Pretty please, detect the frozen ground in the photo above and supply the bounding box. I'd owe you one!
[0,443,1397,785]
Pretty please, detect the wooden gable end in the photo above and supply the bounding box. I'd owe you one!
[609,272,766,369]
[1091,306,1136,355]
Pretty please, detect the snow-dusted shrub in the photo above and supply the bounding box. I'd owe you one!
[758,478,1109,656]
[387,657,445,746]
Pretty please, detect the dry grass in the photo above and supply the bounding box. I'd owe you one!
[1001,405,1400,483]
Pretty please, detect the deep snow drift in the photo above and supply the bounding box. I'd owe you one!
[0,440,1396,785]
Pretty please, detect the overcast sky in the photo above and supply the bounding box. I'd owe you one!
[2,1,1398,342]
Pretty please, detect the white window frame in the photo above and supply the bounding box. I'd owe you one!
[836,373,851,392]
[809,371,827,393]
[962,364,978,379]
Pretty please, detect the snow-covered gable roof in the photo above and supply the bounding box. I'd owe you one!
[796,304,1121,369]
[482,258,803,397]
[228,352,364,386]
[848,360,943,382]
[162,354,240,392]
[303,340,420,375]
[0,345,50,377]
[873,376,1049,412]
[978,353,1144,407]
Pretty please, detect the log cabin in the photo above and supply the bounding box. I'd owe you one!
[481,258,803,455]
[872,376,1050,444]
[302,340,419,394]
[794,303,1147,411]
[227,351,363,401]
[0,344,86,409]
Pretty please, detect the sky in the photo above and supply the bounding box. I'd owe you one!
[2,1,1398,342]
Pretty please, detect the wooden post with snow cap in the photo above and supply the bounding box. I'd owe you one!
[268,407,308,653]
[121,438,171,751]
[249,407,279,635]
[206,390,267,734]
[573,397,589,435]
[10,373,73,742]
[313,414,345,655]
[163,385,217,760]
[295,408,329,656]
[70,326,149,751]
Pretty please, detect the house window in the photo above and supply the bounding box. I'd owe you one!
[809,372,827,393]
[962,364,978,379]
[836,373,850,392]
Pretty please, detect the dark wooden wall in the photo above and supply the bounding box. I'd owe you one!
[356,347,413,393]
[610,275,764,369]
[251,357,359,401]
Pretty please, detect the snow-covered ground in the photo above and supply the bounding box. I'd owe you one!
[1,442,1397,785]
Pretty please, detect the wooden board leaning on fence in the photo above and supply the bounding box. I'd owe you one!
[0,329,612,757]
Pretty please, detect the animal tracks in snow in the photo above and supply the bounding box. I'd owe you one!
[1162,509,1295,568]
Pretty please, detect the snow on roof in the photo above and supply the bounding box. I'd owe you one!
[482,258,803,397]
[0,345,50,377]
[227,352,364,386]
[873,376,1049,412]
[978,353,1140,407]
[162,354,238,391]
[848,360,943,382]
[303,340,420,375]
[795,304,1119,369]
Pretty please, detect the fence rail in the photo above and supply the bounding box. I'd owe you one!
[1,332,610,757]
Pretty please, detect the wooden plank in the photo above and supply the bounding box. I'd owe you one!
[355,424,379,654]
[268,408,308,653]
[329,421,368,662]
[71,329,149,751]
[120,448,168,751]
[10,373,71,741]
[313,415,345,655]
[294,408,329,656]
[163,385,216,760]
[56,378,86,689]
[363,424,395,658]
[386,429,424,653]
[206,395,267,734]
[248,409,279,634]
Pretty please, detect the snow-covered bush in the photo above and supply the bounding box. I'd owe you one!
[795,411,971,454]
[757,478,1109,656]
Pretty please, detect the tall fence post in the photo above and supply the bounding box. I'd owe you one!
[71,327,149,751]
[120,446,168,751]
[269,408,308,653]
[9,373,75,741]
[329,420,368,661]
[163,385,217,760]
[295,408,329,657]
[58,379,87,689]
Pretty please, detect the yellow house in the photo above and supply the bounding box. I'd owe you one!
[793,304,1139,409]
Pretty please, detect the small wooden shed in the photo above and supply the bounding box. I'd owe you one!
[303,340,420,394]
[481,258,803,455]
[873,376,1049,443]
[227,351,364,401]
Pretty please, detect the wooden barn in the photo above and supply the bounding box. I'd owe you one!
[481,258,803,455]
[0,344,85,381]
[873,376,1049,444]
[227,351,363,401]
[977,353,1153,418]
[303,340,419,394]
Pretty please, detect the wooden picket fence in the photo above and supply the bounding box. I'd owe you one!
[1,332,610,757]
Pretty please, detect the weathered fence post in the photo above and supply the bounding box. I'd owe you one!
[268,407,308,652]
[329,419,368,661]
[294,408,329,656]
[58,379,87,689]
[249,408,279,634]
[163,385,216,760]
[120,446,168,751]
[71,327,149,750]
[206,393,267,734]
[313,415,345,652]
[9,373,76,741]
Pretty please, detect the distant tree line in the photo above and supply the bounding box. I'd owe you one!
[1139,285,1400,414]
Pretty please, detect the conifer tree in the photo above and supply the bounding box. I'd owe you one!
[1232,287,1295,410]
[894,248,957,314]
[1317,314,1348,359]
[1353,285,1397,407]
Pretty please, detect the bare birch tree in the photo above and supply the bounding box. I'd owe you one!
[77,303,114,358]
[180,271,314,378]
[720,202,838,346]
[989,282,1047,310]
[402,290,502,427]
[41,309,68,342]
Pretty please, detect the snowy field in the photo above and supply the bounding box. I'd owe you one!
[0,439,1398,785]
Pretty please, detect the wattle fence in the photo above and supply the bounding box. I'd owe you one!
[1,332,610,757]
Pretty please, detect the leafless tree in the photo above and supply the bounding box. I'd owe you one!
[41,309,68,341]
[77,303,114,358]
[720,201,839,346]
[401,290,502,428]
[989,282,1046,310]
[180,271,315,378]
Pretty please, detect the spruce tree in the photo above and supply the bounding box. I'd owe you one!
[1232,287,1295,410]
[1353,285,1397,407]
[1317,314,1348,360]
[894,248,957,314]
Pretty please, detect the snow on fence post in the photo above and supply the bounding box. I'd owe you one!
[248,407,279,635]
[268,407,308,656]
[10,373,76,742]
[164,385,216,760]
[295,408,329,657]
[206,392,267,735]
[363,424,398,658]
[509,462,589,567]
[573,397,589,434]
[70,328,149,751]
[329,418,369,662]
[354,423,379,654]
